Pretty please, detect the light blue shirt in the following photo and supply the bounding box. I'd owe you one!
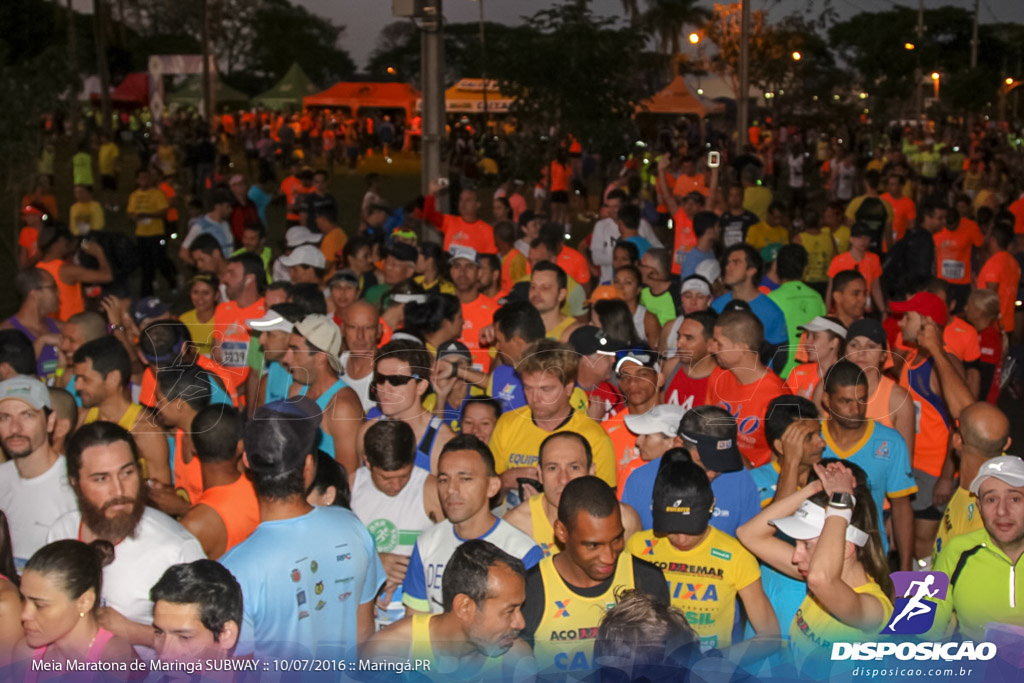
[264,361,292,405]
[220,506,384,659]
[248,185,272,224]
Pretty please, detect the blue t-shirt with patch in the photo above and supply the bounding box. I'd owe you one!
[712,292,788,344]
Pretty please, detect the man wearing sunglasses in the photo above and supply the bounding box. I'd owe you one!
[283,314,364,476]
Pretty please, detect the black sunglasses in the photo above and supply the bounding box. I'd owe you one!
[373,372,421,387]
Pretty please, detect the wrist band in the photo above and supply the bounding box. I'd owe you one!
[826,506,853,524]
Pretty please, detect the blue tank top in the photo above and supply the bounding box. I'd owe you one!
[490,364,526,413]
[264,361,292,404]
[906,357,949,425]
[7,317,60,385]
[415,416,443,471]
[299,377,349,459]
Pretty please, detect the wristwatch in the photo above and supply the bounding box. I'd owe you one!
[828,492,856,509]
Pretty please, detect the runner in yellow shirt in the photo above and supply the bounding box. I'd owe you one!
[627,456,778,651]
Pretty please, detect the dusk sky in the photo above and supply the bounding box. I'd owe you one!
[298,0,1024,71]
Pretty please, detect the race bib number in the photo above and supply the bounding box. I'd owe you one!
[220,341,248,367]
[941,259,965,281]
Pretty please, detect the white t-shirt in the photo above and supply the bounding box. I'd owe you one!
[0,456,77,565]
[402,517,542,613]
[181,215,234,256]
[590,217,664,283]
[47,507,205,626]
[341,351,374,412]
[351,466,432,557]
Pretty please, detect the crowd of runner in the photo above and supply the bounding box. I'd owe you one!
[2,113,1024,681]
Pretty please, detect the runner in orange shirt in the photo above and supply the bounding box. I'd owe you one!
[657,156,719,274]
[423,181,498,255]
[449,246,498,370]
[976,221,1020,334]
[826,222,885,315]
[880,173,916,248]
[782,316,846,399]
[601,347,663,492]
[670,155,709,198]
[933,194,984,312]
[706,309,788,467]
[547,149,572,226]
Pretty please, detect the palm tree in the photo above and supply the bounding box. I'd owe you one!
[621,0,711,80]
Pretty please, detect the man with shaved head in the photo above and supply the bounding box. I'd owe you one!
[932,402,1012,561]
[57,311,108,405]
[341,300,382,411]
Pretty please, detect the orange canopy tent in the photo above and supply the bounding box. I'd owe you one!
[637,75,724,117]
[303,82,420,119]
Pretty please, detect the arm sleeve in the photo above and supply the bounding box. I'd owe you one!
[639,220,664,249]
[734,546,762,592]
[400,543,429,611]
[489,418,509,475]
[924,544,958,640]
[590,223,614,271]
[827,255,843,279]
[520,567,546,647]
[589,427,617,488]
[181,224,202,250]
[632,557,670,605]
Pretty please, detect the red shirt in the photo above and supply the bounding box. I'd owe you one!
[584,381,624,422]
[1009,195,1024,235]
[977,251,1020,333]
[978,325,1003,404]
[706,366,788,467]
[933,219,983,285]
[664,367,710,411]
[557,246,591,288]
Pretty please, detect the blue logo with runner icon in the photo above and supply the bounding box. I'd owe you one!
[882,571,948,635]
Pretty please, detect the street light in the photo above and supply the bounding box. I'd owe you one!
[689,32,700,44]
[791,51,802,61]
[386,66,396,75]
[1006,77,1015,86]
[931,72,940,100]
[905,42,915,51]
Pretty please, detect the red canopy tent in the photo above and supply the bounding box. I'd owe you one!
[110,73,150,107]
[303,82,420,119]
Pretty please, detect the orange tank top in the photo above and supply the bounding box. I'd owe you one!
[37,260,84,322]
[195,475,260,553]
[899,356,950,477]
[865,375,897,430]
[172,429,204,505]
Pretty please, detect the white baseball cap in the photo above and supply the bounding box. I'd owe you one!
[799,316,848,339]
[624,404,686,438]
[279,245,326,269]
[285,226,323,248]
[246,312,294,335]
[449,245,479,263]
[293,314,342,374]
[0,376,50,410]
[770,500,869,547]
[695,258,721,284]
[969,455,1024,495]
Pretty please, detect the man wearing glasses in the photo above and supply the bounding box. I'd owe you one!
[356,339,455,473]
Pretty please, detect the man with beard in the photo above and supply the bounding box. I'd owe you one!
[364,540,537,680]
[73,335,171,485]
[47,421,205,652]
[0,376,77,565]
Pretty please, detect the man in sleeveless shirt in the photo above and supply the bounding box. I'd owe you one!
[364,540,537,680]
[505,432,641,558]
[521,477,668,676]
[352,420,442,629]
[176,405,259,561]
[284,314,364,475]
[1,269,63,383]
[72,336,171,485]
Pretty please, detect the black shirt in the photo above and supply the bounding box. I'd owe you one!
[521,555,670,646]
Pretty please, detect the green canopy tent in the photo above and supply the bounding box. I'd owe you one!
[253,63,320,111]
[166,75,250,111]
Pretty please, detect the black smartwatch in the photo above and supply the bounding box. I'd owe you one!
[828,492,856,509]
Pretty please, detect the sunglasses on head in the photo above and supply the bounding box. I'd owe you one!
[373,372,421,387]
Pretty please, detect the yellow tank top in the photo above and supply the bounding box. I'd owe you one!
[546,315,576,340]
[789,580,893,673]
[84,403,143,430]
[932,486,982,561]
[533,551,635,674]
[528,494,559,558]
[409,613,507,680]
[800,229,835,283]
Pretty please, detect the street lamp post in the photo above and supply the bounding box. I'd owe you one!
[737,0,751,153]
[931,72,940,101]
